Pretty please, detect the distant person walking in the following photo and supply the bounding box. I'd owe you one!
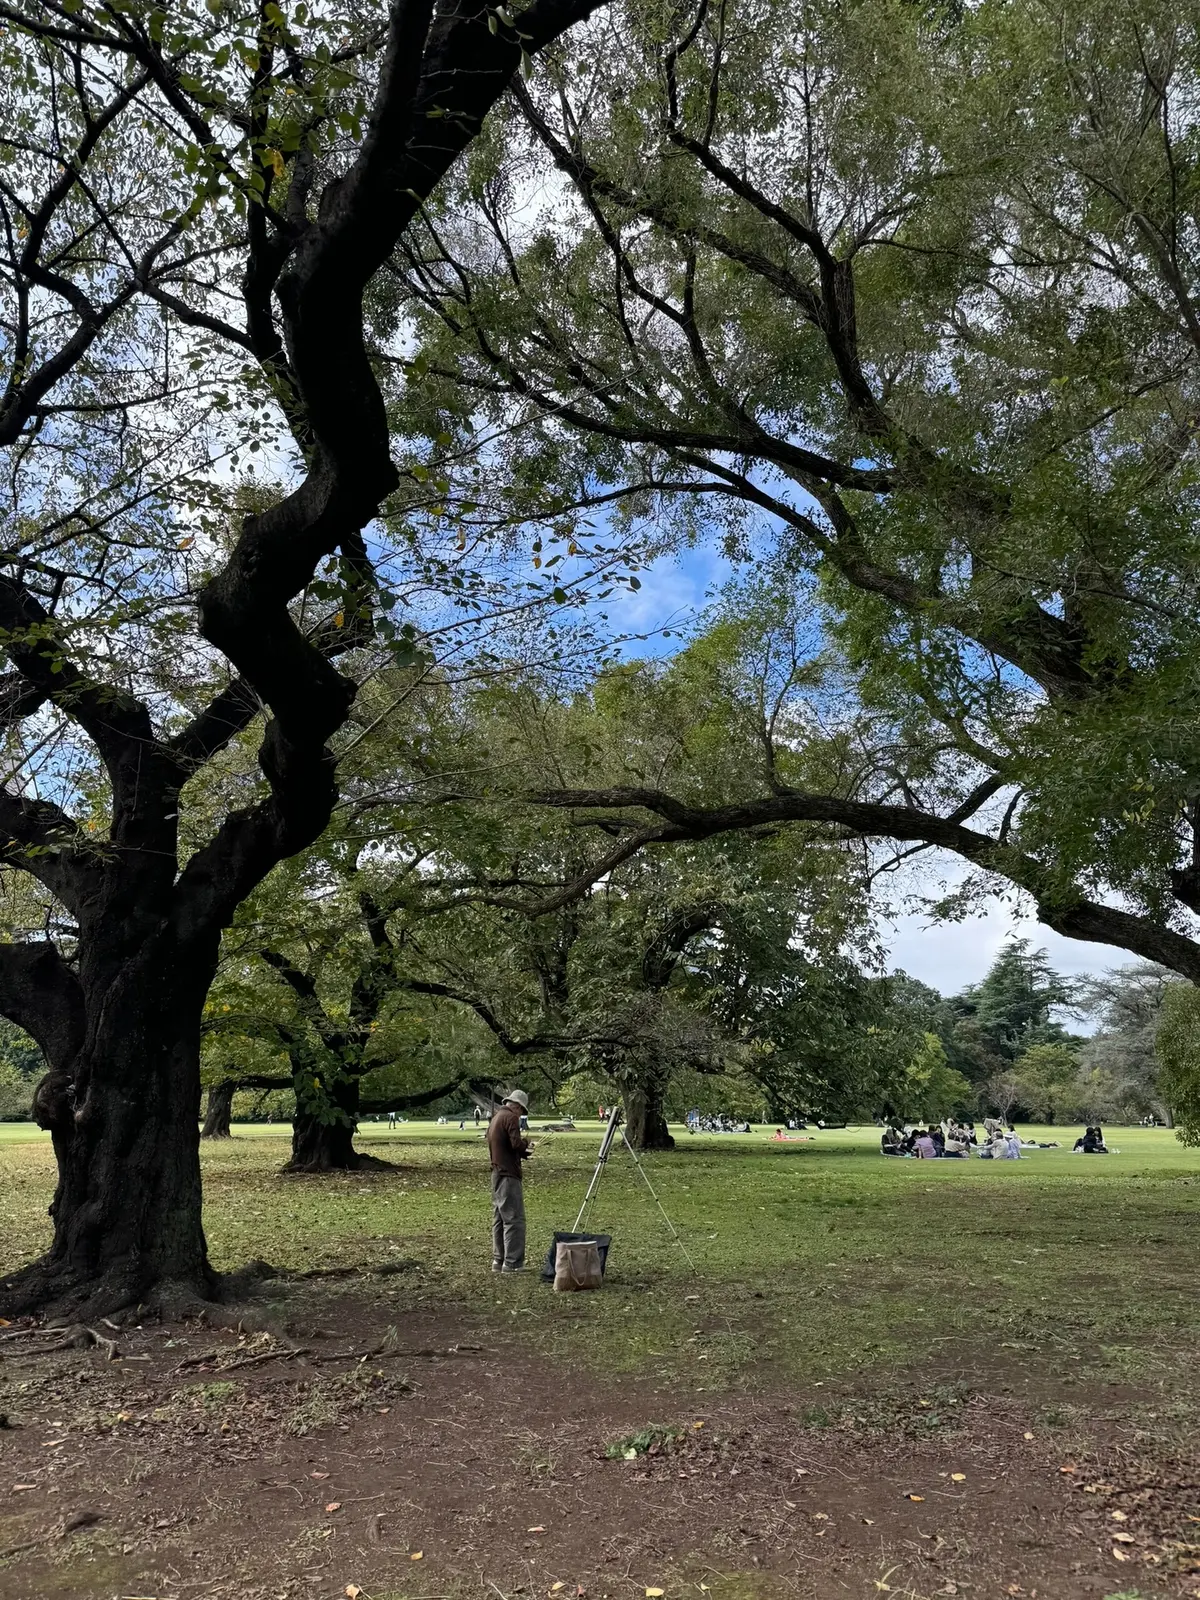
[488,1089,532,1272]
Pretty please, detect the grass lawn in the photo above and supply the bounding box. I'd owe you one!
[5,1119,1199,1397]
[3,1121,1200,1600]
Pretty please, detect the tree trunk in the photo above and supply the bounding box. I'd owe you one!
[202,1080,235,1139]
[1,936,217,1319]
[285,1073,389,1172]
[625,1073,675,1151]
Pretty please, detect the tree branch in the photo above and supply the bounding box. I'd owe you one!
[529,785,1200,982]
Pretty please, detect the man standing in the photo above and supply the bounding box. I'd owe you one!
[488,1089,531,1272]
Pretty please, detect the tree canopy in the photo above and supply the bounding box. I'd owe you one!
[390,0,1200,982]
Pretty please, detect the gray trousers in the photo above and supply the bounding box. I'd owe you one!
[491,1171,526,1269]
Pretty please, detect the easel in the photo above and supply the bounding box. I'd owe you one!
[573,1103,696,1272]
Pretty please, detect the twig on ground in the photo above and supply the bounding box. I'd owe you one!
[306,1343,486,1363]
[172,1344,310,1375]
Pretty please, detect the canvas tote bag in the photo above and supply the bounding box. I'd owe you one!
[553,1237,603,1292]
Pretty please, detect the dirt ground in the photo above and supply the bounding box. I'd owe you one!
[2,1278,1199,1600]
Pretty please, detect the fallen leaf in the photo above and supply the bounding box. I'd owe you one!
[862,1518,874,1526]
[345,1588,363,1599]
[1113,1533,1135,1544]
[950,1473,966,1482]
[1110,1510,1128,1522]
[410,1551,424,1561]
[645,1589,665,1598]
[812,1512,829,1520]
[551,1584,565,1593]
[906,1494,925,1502]
[0,1318,10,1327]
[528,1526,546,1534]
[1111,1546,1129,1562]
[311,1471,329,1479]
[1023,1431,1034,1440]
[13,1484,36,1492]
[1059,1463,1077,1474]
[325,1502,342,1514]
[692,1421,704,1429]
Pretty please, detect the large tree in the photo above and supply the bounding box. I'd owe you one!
[394,0,1200,981]
[0,0,603,1319]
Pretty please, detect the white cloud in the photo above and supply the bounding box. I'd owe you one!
[882,901,1117,992]
[877,854,1129,1004]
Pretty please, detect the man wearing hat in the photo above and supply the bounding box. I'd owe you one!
[488,1089,532,1272]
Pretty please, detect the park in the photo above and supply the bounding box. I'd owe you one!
[3,1117,1200,1597]
[5,0,1200,1595]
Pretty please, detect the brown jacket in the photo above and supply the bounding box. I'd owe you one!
[487,1104,530,1180]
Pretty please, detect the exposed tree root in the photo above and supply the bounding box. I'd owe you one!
[0,1257,217,1324]
[0,1509,102,1563]
[287,1258,420,1280]
[7,1323,120,1360]
[0,1254,287,1328]
[281,1150,400,1175]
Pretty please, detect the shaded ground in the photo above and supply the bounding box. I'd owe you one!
[3,1124,1200,1599]
[3,1280,1199,1600]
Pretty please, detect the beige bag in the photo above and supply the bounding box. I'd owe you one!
[553,1238,603,1292]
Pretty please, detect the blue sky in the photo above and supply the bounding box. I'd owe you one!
[596,543,1127,999]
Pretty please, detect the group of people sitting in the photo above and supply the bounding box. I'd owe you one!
[881,1116,1039,1159]
[685,1111,753,1133]
[1072,1125,1109,1153]
[883,1120,1004,1158]
[881,1117,1113,1159]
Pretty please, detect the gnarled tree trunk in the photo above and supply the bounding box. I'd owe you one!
[286,1073,375,1172]
[625,1071,675,1151]
[3,925,220,1319]
[202,1080,236,1139]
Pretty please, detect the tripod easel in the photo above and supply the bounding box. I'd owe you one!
[573,1103,696,1272]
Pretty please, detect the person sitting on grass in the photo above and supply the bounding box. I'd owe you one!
[1074,1126,1109,1154]
[942,1128,969,1158]
[881,1126,903,1156]
[913,1128,937,1159]
[981,1128,1010,1159]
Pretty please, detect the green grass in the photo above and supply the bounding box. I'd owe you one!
[4,1120,1200,1405]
